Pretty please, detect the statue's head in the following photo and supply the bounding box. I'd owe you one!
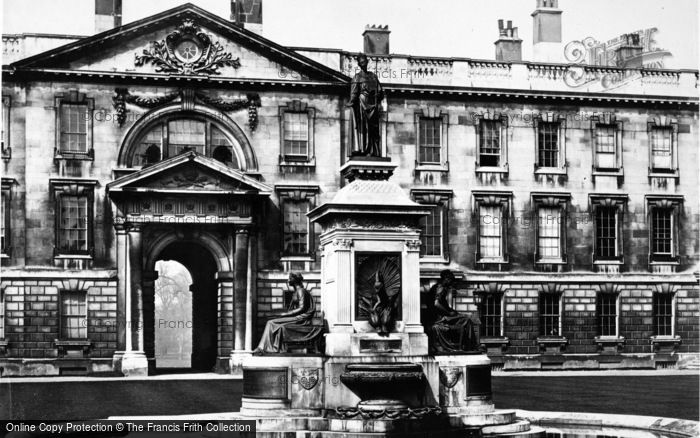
[288,272,304,288]
[356,53,369,70]
[440,269,455,286]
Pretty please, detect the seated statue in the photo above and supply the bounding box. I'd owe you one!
[253,273,323,354]
[427,270,481,353]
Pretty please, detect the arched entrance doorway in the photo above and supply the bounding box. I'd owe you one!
[153,242,218,372]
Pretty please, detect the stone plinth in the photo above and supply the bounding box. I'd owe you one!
[240,355,324,417]
[435,354,494,415]
[112,351,148,377]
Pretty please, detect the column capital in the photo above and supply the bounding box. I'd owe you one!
[405,239,422,252]
[333,238,354,250]
[114,223,128,233]
[235,226,252,235]
[128,224,144,233]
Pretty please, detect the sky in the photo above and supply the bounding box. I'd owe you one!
[2,0,698,69]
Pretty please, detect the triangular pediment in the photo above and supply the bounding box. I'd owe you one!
[107,151,272,195]
[11,3,347,83]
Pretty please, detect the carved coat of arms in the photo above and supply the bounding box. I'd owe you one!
[296,368,320,391]
[135,19,241,75]
[439,367,463,389]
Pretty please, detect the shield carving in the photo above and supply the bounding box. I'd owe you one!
[297,368,320,391]
[440,367,462,389]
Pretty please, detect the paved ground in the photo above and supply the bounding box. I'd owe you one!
[0,371,697,421]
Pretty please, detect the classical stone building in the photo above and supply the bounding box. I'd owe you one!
[1,0,698,375]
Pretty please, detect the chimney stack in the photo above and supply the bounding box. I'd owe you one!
[615,33,644,68]
[231,0,263,35]
[94,0,122,34]
[363,25,390,55]
[531,0,563,63]
[495,19,522,62]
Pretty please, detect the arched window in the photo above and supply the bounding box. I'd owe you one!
[127,117,240,169]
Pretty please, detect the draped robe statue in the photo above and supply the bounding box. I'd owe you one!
[347,53,385,157]
[428,270,481,353]
[253,273,321,354]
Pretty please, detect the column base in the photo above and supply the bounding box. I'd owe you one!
[230,350,252,377]
[113,351,149,377]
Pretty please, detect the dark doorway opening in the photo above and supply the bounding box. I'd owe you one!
[152,242,218,373]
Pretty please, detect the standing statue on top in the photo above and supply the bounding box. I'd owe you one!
[253,273,322,354]
[347,53,385,157]
[426,270,481,353]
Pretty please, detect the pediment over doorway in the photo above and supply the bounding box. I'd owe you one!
[108,151,272,195]
[107,151,272,224]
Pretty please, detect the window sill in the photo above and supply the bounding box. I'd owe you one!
[534,167,567,176]
[54,339,91,347]
[55,339,91,358]
[54,152,94,161]
[280,255,314,262]
[648,170,679,179]
[592,168,624,177]
[535,258,566,265]
[420,256,449,264]
[54,254,93,260]
[650,335,681,353]
[479,336,509,354]
[536,336,568,353]
[279,156,316,168]
[649,260,680,274]
[595,336,625,353]
[475,166,508,174]
[415,163,449,172]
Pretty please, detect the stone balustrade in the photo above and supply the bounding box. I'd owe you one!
[328,51,697,98]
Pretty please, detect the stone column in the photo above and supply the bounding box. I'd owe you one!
[230,227,250,377]
[403,239,423,333]
[129,225,145,351]
[216,270,235,372]
[114,224,128,351]
[233,227,250,351]
[334,238,354,332]
[117,224,148,376]
[244,232,256,351]
[142,270,158,371]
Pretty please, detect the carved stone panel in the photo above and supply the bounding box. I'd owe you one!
[354,252,402,322]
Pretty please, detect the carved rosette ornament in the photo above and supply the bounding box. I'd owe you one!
[134,19,241,75]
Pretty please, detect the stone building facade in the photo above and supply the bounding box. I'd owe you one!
[0,1,698,375]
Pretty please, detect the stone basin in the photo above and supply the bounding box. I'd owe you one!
[339,362,425,411]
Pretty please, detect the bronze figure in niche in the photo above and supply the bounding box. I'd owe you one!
[356,254,401,336]
[347,53,385,157]
[426,270,481,353]
[253,273,322,354]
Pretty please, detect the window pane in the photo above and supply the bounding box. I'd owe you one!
[134,124,163,166]
[597,293,617,336]
[419,117,441,164]
[480,294,502,337]
[58,196,89,253]
[0,192,7,253]
[651,127,672,170]
[59,104,88,153]
[652,208,673,256]
[168,119,205,156]
[538,207,561,259]
[60,292,87,339]
[283,200,309,255]
[595,124,616,169]
[479,120,501,167]
[537,122,559,167]
[211,126,239,168]
[595,207,617,260]
[419,205,442,257]
[653,294,673,336]
[539,294,560,336]
[480,205,502,259]
[0,291,4,340]
[283,112,309,158]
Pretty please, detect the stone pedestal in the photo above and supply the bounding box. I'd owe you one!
[240,355,324,417]
[112,351,148,377]
[230,350,252,378]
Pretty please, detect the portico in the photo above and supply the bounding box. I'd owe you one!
[107,151,272,375]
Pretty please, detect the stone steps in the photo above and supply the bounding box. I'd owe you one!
[486,425,547,437]
[481,419,531,435]
[458,409,517,426]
